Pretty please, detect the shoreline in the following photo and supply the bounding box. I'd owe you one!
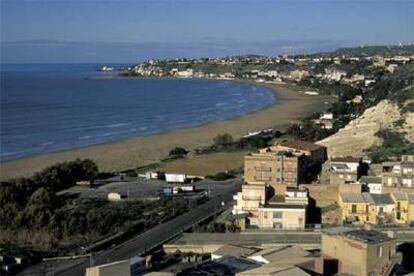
[0,82,328,180]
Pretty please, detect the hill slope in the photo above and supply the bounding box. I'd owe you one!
[317,99,414,158]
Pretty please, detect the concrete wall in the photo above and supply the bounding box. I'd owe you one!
[300,184,339,207]
[86,260,131,276]
[257,208,306,229]
[322,234,395,276]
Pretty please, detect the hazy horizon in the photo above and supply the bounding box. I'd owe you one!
[1,0,413,64]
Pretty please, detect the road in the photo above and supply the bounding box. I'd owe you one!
[54,180,239,276]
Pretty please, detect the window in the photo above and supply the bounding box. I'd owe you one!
[366,205,369,213]
[397,212,401,220]
[397,202,401,210]
[273,223,282,229]
[351,204,357,214]
[377,246,383,257]
[379,207,384,214]
[273,212,283,219]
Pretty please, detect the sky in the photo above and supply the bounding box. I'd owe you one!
[1,0,413,63]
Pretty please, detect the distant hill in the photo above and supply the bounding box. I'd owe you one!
[333,44,414,56]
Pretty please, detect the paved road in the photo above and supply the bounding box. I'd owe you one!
[55,181,239,276]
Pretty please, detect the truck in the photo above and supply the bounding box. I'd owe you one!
[165,173,186,183]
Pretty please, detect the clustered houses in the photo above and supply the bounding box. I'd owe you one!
[382,155,414,189]
[233,140,327,230]
[124,49,414,92]
[331,155,414,225]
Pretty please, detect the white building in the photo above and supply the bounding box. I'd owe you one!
[359,176,383,194]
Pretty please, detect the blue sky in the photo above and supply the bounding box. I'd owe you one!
[1,0,413,63]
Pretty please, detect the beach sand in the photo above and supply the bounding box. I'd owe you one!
[0,83,328,180]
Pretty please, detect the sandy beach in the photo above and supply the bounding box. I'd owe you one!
[0,83,328,180]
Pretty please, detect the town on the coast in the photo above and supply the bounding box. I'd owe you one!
[2,44,414,276]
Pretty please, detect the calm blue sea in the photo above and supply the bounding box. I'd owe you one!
[0,64,275,161]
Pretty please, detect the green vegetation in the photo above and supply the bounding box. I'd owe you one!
[286,120,332,142]
[366,129,414,162]
[0,159,190,255]
[333,45,414,56]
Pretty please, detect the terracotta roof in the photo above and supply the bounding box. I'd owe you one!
[279,140,325,152]
[331,156,361,163]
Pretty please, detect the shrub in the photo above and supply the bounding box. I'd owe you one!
[168,147,189,156]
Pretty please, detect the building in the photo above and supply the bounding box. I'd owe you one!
[329,156,361,185]
[85,256,145,276]
[338,192,377,224]
[371,194,395,224]
[256,188,308,230]
[319,228,400,276]
[233,184,309,230]
[359,176,383,194]
[382,155,414,188]
[211,245,257,260]
[391,192,414,224]
[244,151,305,189]
[244,140,326,189]
[339,189,414,225]
[271,140,327,165]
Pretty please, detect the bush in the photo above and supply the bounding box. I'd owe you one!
[168,147,189,156]
[366,129,414,162]
[213,133,234,147]
[205,171,235,181]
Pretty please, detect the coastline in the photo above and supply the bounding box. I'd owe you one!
[0,82,328,180]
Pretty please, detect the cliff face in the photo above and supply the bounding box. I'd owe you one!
[317,99,414,158]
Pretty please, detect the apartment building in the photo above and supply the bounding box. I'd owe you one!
[244,151,304,189]
[320,229,400,276]
[244,140,327,189]
[382,155,414,188]
[329,156,361,185]
[233,184,308,230]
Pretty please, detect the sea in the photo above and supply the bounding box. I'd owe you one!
[0,64,275,161]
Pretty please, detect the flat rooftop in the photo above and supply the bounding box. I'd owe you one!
[166,233,320,246]
[346,230,393,244]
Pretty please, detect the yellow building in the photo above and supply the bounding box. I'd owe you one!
[391,192,414,224]
[320,229,400,276]
[338,192,377,224]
